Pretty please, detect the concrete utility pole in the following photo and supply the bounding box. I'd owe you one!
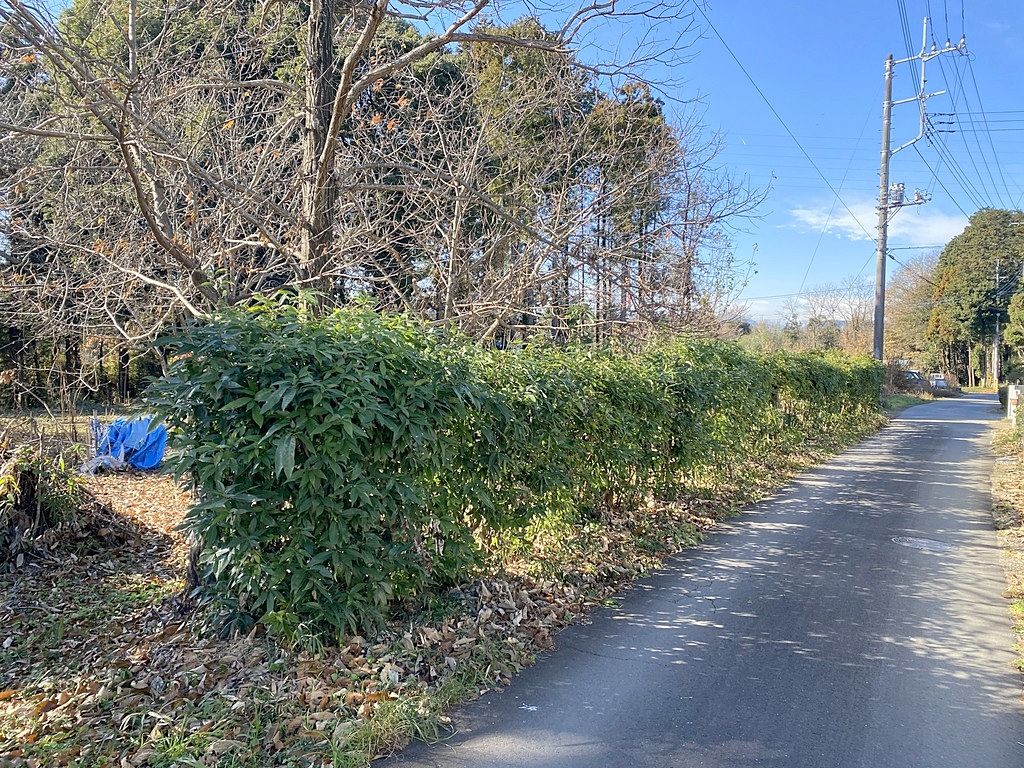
[873,55,894,361]
[872,17,966,360]
[993,258,1001,385]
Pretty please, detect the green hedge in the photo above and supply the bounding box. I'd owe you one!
[150,301,882,639]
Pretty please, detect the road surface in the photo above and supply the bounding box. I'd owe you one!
[387,394,1024,768]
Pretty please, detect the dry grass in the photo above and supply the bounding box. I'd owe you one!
[990,424,1024,672]
[0,407,128,448]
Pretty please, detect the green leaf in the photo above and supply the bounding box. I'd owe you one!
[275,434,296,479]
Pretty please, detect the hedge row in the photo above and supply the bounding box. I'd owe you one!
[150,301,883,639]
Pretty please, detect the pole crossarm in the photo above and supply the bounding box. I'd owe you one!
[891,19,966,158]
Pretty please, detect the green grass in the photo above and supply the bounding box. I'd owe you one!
[134,637,515,768]
[882,392,932,413]
[1,573,183,685]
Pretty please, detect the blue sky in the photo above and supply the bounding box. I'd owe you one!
[653,1,1023,319]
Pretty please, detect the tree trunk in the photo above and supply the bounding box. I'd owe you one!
[63,336,81,404]
[300,0,340,299]
[620,260,630,325]
[31,342,41,391]
[8,327,24,409]
[96,338,105,398]
[118,346,131,403]
[992,329,1002,386]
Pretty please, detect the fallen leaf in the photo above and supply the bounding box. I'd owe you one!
[206,738,243,755]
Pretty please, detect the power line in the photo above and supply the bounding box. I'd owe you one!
[945,56,1001,206]
[937,5,1024,211]
[891,266,1019,313]
[693,4,874,245]
[927,130,988,210]
[913,142,972,217]
[948,117,1024,124]
[740,283,872,303]
[930,53,986,207]
[797,101,877,295]
[887,251,940,289]
[922,55,990,211]
[939,110,1024,116]
[921,8,991,210]
[965,55,1014,206]
[897,0,921,88]
[952,72,1005,207]
[739,249,944,303]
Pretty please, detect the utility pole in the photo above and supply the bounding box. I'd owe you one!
[993,258,1001,385]
[872,18,965,360]
[873,55,894,361]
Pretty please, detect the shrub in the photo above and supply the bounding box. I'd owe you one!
[149,299,481,636]
[151,301,883,641]
[1,443,84,566]
[460,345,674,524]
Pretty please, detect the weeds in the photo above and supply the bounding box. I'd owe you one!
[989,424,1024,672]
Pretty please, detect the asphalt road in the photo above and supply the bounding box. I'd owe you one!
[387,394,1024,768]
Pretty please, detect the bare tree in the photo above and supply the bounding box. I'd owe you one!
[884,252,940,368]
[1,0,763,405]
[802,277,872,354]
[737,276,874,355]
[2,1,694,300]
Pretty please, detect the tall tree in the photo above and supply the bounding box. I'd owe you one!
[884,252,939,369]
[2,0,765,405]
[928,208,1024,383]
[1,0,687,310]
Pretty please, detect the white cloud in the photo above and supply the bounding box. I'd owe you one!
[887,207,969,245]
[789,198,967,247]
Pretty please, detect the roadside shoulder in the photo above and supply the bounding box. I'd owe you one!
[989,423,1024,673]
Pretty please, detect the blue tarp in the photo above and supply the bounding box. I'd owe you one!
[83,415,167,473]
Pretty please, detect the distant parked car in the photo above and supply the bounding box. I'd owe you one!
[898,369,929,392]
[929,373,949,389]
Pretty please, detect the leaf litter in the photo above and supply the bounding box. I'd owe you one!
[0,435,865,767]
[991,425,1024,673]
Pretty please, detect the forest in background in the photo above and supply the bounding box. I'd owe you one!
[1,0,762,409]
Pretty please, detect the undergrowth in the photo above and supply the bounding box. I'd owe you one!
[989,424,1024,672]
[0,411,884,767]
[3,301,888,766]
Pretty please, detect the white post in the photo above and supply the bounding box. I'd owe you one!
[1008,385,1021,423]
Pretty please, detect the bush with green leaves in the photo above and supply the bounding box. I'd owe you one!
[149,299,483,637]
[151,300,882,641]
[1,443,84,566]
